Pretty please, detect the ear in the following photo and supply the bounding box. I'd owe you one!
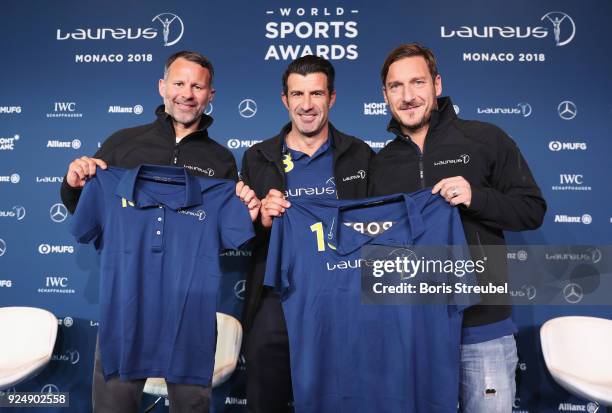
[209,88,216,102]
[158,79,166,99]
[281,93,289,111]
[328,90,337,109]
[434,75,442,97]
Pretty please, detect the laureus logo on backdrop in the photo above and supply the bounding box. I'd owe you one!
[442,11,575,63]
[476,103,532,117]
[264,6,359,60]
[56,13,184,63]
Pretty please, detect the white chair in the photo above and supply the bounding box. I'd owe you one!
[0,307,58,390]
[540,316,612,409]
[143,312,243,410]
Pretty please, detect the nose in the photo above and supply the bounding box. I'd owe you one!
[301,94,313,111]
[402,84,415,103]
[180,85,194,100]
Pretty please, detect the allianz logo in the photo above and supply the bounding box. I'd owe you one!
[554,214,592,225]
[364,139,392,149]
[0,134,20,151]
[108,105,143,114]
[47,139,81,149]
[477,103,531,117]
[434,154,470,166]
[558,402,599,412]
[342,170,366,182]
[225,397,247,405]
[178,209,206,221]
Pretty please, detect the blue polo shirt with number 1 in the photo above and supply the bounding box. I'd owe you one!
[70,165,254,386]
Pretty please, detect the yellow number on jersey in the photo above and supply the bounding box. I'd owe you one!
[282,153,294,173]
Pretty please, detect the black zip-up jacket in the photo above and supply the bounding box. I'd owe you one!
[240,122,374,332]
[369,97,546,327]
[60,105,238,213]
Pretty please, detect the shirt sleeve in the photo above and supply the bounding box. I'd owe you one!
[263,216,293,295]
[69,176,105,247]
[218,184,255,250]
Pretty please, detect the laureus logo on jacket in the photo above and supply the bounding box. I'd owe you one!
[433,154,470,167]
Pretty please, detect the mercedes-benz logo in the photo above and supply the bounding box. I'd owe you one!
[558,101,577,120]
[50,203,68,223]
[541,12,576,47]
[234,279,246,300]
[152,13,184,47]
[0,239,6,257]
[41,384,60,394]
[238,99,257,118]
[563,282,583,304]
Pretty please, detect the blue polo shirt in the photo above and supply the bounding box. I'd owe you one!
[265,189,476,412]
[70,165,254,385]
[283,137,336,199]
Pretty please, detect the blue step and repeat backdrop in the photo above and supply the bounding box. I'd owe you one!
[1,0,611,412]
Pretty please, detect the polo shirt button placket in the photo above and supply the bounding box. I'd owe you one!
[152,204,165,251]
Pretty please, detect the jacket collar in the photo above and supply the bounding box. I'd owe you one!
[386,96,456,141]
[155,104,214,141]
[257,122,352,162]
[114,164,202,210]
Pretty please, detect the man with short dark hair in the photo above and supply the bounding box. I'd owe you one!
[370,44,546,413]
[61,50,259,413]
[240,55,374,412]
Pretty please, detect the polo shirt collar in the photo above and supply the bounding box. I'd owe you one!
[115,165,202,210]
[325,193,427,255]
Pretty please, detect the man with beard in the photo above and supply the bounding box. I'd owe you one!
[61,50,258,413]
[240,55,373,412]
[369,44,546,412]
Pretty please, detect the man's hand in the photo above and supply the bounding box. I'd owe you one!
[432,176,472,207]
[66,156,108,188]
[260,189,291,228]
[236,181,261,222]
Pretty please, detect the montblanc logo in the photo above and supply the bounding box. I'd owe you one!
[0,106,21,114]
[364,139,393,149]
[38,244,75,254]
[108,104,143,114]
[47,139,81,149]
[183,164,214,176]
[0,134,20,151]
[47,102,83,118]
[0,173,20,184]
[548,141,587,151]
[554,214,592,225]
[477,102,532,117]
[56,13,184,47]
[342,170,366,182]
[553,174,591,191]
[434,154,470,166]
[0,205,26,221]
[227,139,262,149]
[363,102,387,116]
[178,209,206,221]
[440,11,575,46]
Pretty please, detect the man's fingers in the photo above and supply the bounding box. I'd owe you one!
[93,158,108,169]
